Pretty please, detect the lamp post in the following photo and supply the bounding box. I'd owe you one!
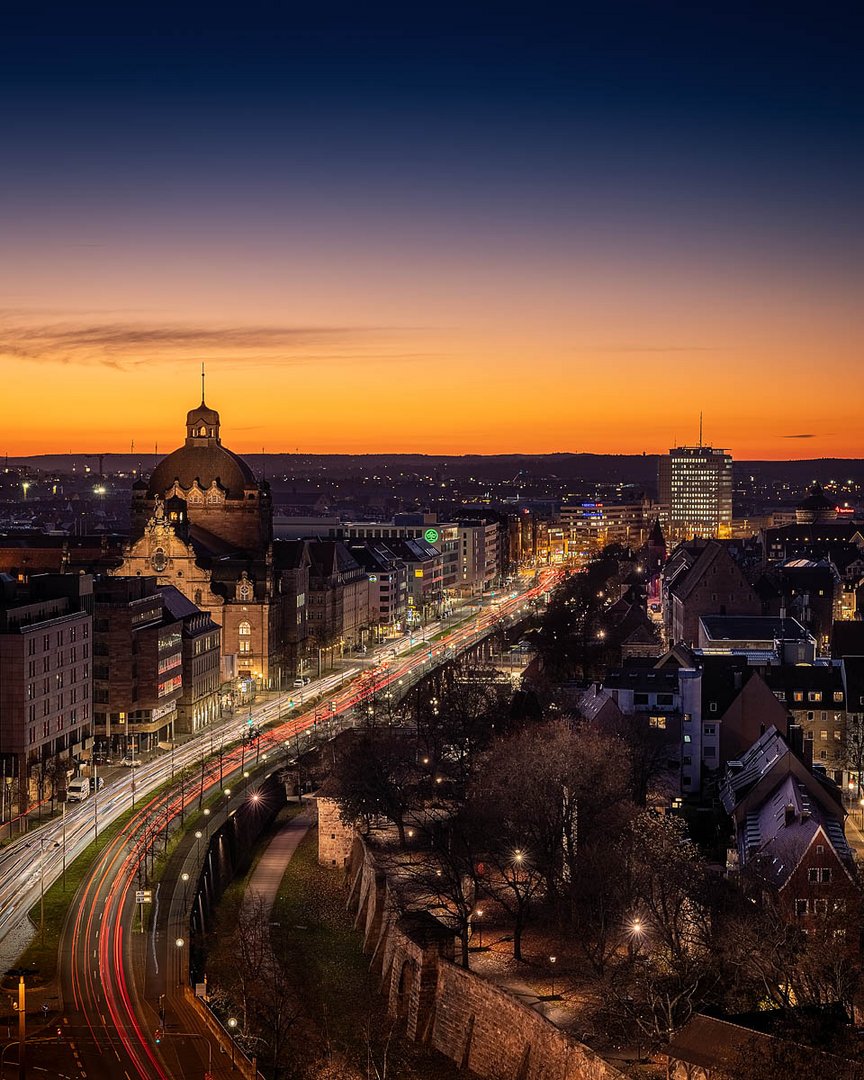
[124,713,136,808]
[24,837,47,944]
[175,938,185,988]
[203,807,211,838]
[473,908,484,949]
[181,872,190,909]
[195,830,203,859]
[549,955,557,999]
[61,798,67,891]
[227,1017,238,1070]
[628,917,644,962]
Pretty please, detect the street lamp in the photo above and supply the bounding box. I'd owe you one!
[195,829,203,858]
[628,917,644,961]
[227,1017,238,1069]
[474,908,484,949]
[25,836,48,943]
[181,872,190,908]
[175,937,185,987]
[549,955,557,998]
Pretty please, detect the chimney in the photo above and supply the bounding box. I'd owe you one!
[784,804,796,827]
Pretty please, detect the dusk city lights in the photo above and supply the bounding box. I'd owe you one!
[1,4,863,1080]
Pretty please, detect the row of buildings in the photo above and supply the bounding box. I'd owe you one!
[0,571,221,813]
[0,394,515,807]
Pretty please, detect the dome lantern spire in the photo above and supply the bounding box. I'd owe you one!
[185,364,221,445]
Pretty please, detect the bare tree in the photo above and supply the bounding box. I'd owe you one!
[388,813,479,968]
[471,720,633,913]
[331,729,418,845]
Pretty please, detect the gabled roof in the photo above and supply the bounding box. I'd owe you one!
[272,539,311,571]
[622,622,660,646]
[720,728,852,887]
[654,643,695,669]
[159,584,201,620]
[720,726,788,813]
[670,542,742,602]
[577,687,624,726]
[744,776,848,886]
[308,539,364,578]
[666,1014,840,1072]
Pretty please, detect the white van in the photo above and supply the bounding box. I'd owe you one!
[67,777,91,802]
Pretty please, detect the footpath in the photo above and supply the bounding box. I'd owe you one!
[244,806,315,934]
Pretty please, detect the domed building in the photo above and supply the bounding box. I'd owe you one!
[133,396,271,549]
[796,483,838,525]
[114,388,309,693]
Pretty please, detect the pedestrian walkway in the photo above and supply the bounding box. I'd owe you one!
[244,807,315,928]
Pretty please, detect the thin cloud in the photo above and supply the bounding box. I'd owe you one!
[587,344,724,354]
[0,316,421,369]
[781,433,818,439]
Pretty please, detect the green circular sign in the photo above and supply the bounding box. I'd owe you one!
[423,527,440,544]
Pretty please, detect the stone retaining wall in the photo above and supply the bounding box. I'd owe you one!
[346,837,626,1080]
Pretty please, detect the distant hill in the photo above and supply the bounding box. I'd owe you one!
[7,453,864,487]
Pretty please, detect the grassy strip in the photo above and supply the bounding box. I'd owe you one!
[269,829,461,1078]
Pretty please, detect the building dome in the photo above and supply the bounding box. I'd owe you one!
[147,393,257,499]
[148,443,256,499]
[796,483,837,525]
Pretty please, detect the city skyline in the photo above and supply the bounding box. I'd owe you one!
[2,5,862,458]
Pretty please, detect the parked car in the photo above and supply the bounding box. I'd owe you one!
[119,757,142,768]
[292,678,304,688]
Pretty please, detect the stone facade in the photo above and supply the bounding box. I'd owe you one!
[344,837,627,1080]
[316,794,354,869]
[116,392,308,687]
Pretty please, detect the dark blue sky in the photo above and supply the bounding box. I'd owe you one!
[1,1,862,456]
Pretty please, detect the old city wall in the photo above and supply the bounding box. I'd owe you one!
[347,838,626,1080]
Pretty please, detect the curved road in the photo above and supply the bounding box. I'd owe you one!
[21,569,563,1080]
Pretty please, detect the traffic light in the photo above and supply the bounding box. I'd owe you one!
[56,1027,62,1042]
[155,1028,162,1044]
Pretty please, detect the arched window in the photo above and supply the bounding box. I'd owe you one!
[239,621,252,654]
[194,590,203,606]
